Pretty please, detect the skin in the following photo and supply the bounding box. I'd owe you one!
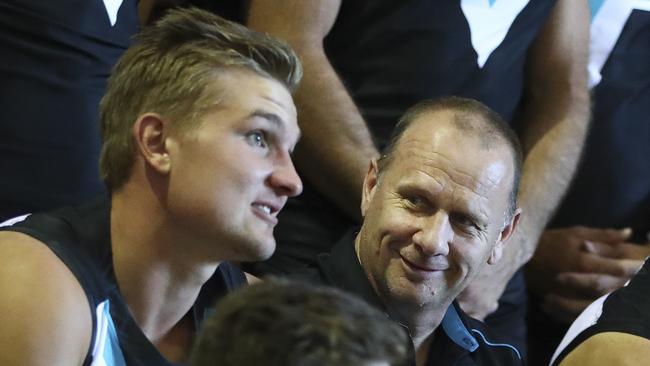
[458,0,591,319]
[246,0,591,319]
[152,69,302,263]
[355,111,520,366]
[524,0,650,322]
[247,0,378,220]
[528,227,648,323]
[558,332,650,366]
[0,233,92,366]
[0,68,302,365]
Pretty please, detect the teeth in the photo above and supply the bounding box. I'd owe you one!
[255,204,272,214]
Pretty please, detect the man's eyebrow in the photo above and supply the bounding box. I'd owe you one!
[249,109,301,148]
[250,110,284,129]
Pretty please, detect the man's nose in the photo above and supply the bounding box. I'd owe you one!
[268,154,303,197]
[412,211,453,256]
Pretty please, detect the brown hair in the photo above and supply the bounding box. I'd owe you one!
[189,279,409,366]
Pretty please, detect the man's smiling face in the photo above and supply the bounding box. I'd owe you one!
[357,110,515,311]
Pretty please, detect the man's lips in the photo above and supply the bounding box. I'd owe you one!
[400,255,449,272]
[251,200,283,225]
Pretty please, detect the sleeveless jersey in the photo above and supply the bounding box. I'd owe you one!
[0,197,247,365]
[550,258,650,365]
[550,0,650,243]
[325,0,557,146]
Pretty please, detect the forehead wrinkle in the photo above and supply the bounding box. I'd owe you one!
[395,141,499,199]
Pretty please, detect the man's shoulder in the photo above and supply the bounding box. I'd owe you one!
[0,198,113,299]
[0,197,109,246]
[556,332,650,366]
[0,200,109,304]
[0,230,93,365]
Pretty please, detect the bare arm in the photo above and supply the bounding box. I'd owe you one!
[511,0,591,265]
[559,333,650,366]
[0,232,92,366]
[459,0,591,319]
[247,0,379,220]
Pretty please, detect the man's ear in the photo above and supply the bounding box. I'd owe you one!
[360,159,380,217]
[133,113,171,174]
[488,208,522,265]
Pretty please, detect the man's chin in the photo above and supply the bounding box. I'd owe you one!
[387,280,445,308]
[245,237,277,262]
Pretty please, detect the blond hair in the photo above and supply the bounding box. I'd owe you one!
[99,7,302,191]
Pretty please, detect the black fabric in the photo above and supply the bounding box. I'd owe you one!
[549,9,650,241]
[0,0,138,221]
[550,258,650,366]
[529,10,650,364]
[324,0,555,146]
[292,230,524,366]
[235,1,559,353]
[0,196,247,365]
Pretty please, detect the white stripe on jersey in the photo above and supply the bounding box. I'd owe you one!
[102,0,124,26]
[461,0,531,68]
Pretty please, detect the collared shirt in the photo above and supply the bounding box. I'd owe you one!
[292,230,523,366]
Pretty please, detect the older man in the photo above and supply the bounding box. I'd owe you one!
[294,97,523,366]
[0,8,302,366]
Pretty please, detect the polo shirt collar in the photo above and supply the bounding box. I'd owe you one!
[322,229,479,353]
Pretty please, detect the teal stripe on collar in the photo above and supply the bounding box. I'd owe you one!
[441,305,479,352]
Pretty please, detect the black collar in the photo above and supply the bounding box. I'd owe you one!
[317,230,480,354]
[317,229,387,310]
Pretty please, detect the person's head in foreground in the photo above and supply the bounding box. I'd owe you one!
[101,6,303,261]
[356,96,522,339]
[189,280,409,366]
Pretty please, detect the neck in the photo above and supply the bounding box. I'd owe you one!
[110,185,220,342]
[394,303,445,348]
[415,335,434,366]
[396,307,446,366]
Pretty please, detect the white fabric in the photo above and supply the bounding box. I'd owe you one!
[102,0,124,26]
[632,0,650,12]
[91,300,110,366]
[0,214,30,227]
[588,0,650,87]
[549,293,609,365]
[460,0,531,68]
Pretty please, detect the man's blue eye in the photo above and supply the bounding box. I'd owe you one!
[246,131,267,148]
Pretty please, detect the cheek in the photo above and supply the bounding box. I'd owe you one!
[450,240,492,276]
[361,204,417,270]
[375,208,418,242]
[384,257,408,284]
[213,151,270,193]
